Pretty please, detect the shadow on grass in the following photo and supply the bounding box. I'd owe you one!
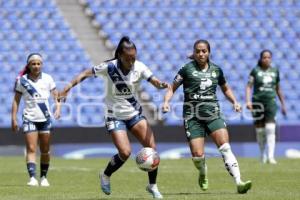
[163,191,234,196]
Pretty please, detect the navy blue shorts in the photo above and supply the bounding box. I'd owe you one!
[105,114,146,133]
[23,118,52,134]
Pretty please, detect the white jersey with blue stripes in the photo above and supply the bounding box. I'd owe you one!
[15,73,56,122]
[92,59,153,120]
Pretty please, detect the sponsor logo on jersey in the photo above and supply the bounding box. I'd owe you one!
[192,71,212,77]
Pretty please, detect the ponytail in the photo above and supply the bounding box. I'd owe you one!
[106,36,136,62]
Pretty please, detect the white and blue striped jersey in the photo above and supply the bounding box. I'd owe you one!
[15,73,56,122]
[92,59,153,120]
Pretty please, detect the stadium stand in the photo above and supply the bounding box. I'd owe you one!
[0,0,105,127]
[1,0,299,127]
[82,0,300,125]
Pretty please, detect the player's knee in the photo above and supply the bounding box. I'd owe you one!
[119,149,131,160]
[191,151,205,157]
[27,145,37,154]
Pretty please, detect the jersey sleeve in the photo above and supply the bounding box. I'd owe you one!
[140,62,153,81]
[92,62,108,77]
[14,78,23,93]
[173,66,184,85]
[218,68,226,86]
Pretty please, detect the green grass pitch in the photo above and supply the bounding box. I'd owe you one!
[0,157,299,200]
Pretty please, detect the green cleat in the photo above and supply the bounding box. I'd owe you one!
[198,174,209,191]
[237,180,252,194]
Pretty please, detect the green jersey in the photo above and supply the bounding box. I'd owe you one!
[248,66,280,102]
[174,61,226,119]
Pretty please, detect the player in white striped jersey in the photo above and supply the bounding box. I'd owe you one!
[59,36,168,198]
[11,53,61,187]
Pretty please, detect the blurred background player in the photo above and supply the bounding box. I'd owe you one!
[11,53,61,186]
[246,49,287,164]
[59,36,168,199]
[162,39,252,194]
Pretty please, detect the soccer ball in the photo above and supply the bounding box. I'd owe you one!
[135,147,160,172]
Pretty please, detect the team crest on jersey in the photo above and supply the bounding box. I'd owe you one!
[94,63,107,72]
[211,71,217,78]
[131,71,139,82]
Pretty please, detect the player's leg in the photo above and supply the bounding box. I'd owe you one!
[101,118,130,195]
[252,102,267,163]
[255,122,267,163]
[185,118,208,191]
[38,132,51,186]
[24,131,39,186]
[101,130,130,195]
[130,116,162,199]
[209,119,251,194]
[23,119,39,186]
[265,102,278,164]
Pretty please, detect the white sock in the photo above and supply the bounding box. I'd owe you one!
[265,123,276,160]
[256,127,267,162]
[192,156,207,175]
[149,184,158,190]
[219,143,241,185]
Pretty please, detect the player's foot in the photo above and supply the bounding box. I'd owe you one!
[267,158,277,164]
[40,176,50,187]
[100,173,111,195]
[261,154,267,164]
[198,174,208,191]
[27,177,39,186]
[237,180,252,194]
[146,184,163,199]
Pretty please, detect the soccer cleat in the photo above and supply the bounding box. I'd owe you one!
[40,176,50,187]
[198,174,209,191]
[237,180,252,194]
[27,177,39,186]
[267,158,277,164]
[146,184,163,199]
[100,173,111,195]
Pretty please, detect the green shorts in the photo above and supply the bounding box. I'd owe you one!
[252,99,277,124]
[183,117,227,141]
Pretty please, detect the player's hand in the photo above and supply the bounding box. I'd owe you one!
[159,82,169,89]
[54,108,61,119]
[246,101,252,110]
[58,91,68,102]
[162,102,170,113]
[11,119,19,133]
[233,102,242,112]
[281,105,287,116]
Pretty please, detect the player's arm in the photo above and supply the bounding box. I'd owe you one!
[60,69,93,100]
[220,83,241,112]
[11,92,22,133]
[276,84,287,116]
[51,88,61,119]
[162,81,181,113]
[246,75,254,110]
[149,76,169,89]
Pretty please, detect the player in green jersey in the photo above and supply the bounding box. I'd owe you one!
[163,39,251,194]
[246,49,287,164]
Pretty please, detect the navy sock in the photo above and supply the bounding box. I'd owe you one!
[104,154,125,176]
[40,163,49,178]
[148,168,158,184]
[27,162,36,178]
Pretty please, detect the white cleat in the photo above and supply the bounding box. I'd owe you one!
[146,184,163,199]
[27,177,39,186]
[40,176,50,187]
[268,158,277,164]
